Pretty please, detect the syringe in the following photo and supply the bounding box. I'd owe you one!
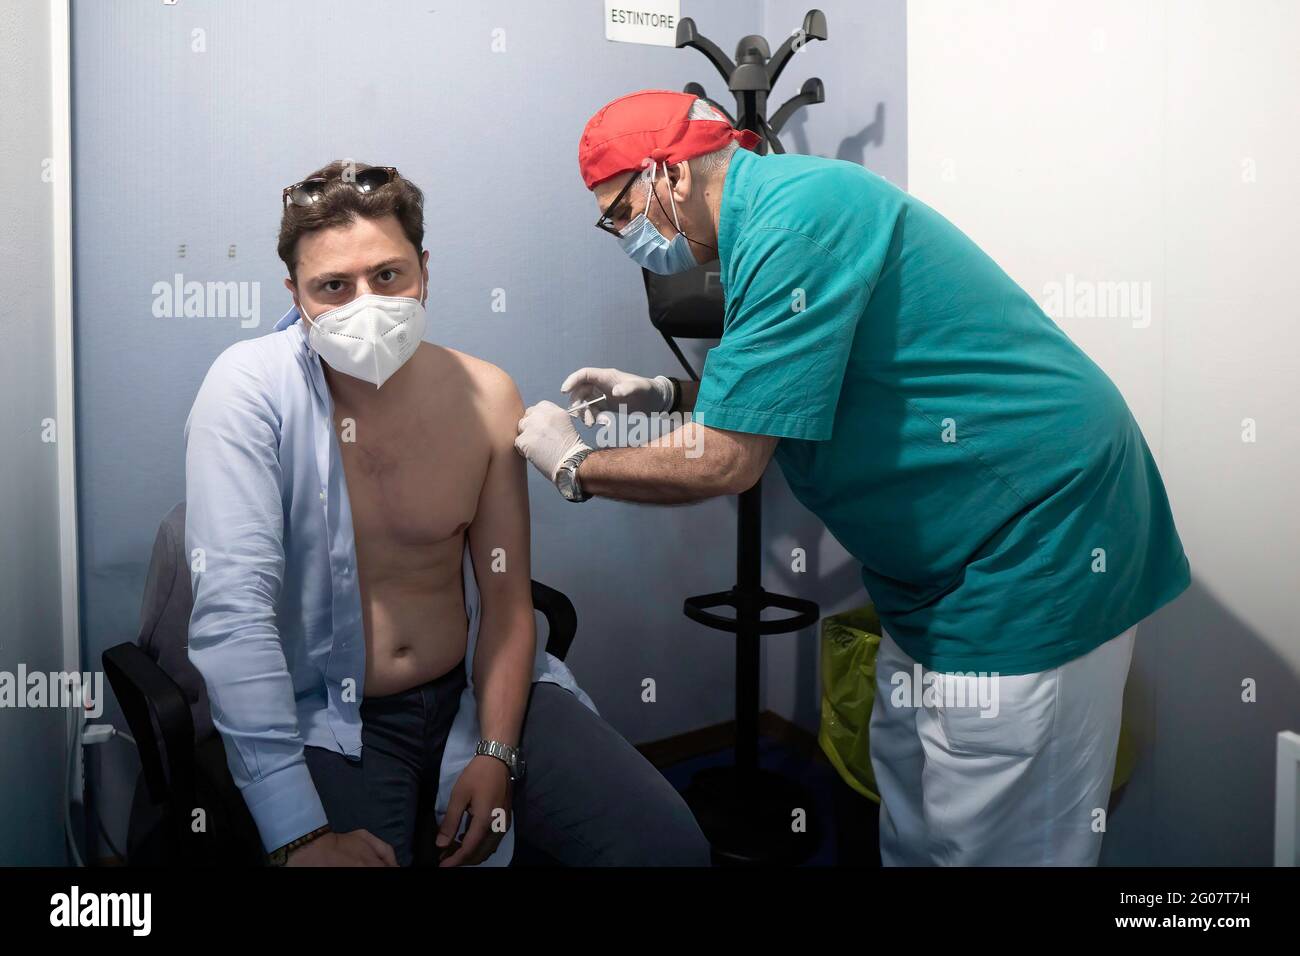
[566,393,608,417]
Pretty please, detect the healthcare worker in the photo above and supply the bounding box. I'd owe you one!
[515,90,1191,865]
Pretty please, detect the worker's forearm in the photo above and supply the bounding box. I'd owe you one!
[578,442,726,504]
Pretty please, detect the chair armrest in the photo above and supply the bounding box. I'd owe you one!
[530,580,577,662]
[101,642,196,808]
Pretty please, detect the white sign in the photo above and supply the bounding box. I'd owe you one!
[604,0,681,48]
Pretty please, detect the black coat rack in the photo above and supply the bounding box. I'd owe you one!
[642,10,828,865]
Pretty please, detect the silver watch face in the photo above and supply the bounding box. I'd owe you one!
[557,461,583,500]
[556,465,577,499]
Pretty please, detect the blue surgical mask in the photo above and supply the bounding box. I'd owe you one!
[618,164,700,275]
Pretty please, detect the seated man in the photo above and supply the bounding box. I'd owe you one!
[184,161,708,867]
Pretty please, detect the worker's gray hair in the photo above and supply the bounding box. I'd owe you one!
[686,98,739,178]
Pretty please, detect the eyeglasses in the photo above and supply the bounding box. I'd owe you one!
[282,166,399,208]
[594,169,646,236]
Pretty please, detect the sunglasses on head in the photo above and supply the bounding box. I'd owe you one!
[282,166,399,208]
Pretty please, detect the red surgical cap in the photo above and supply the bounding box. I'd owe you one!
[577,89,761,189]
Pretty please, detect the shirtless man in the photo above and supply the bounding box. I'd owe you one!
[184,161,708,867]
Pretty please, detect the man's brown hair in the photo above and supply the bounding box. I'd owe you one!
[277,161,425,279]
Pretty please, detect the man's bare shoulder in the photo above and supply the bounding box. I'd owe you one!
[420,343,524,423]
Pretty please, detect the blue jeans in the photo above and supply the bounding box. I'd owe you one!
[302,658,709,866]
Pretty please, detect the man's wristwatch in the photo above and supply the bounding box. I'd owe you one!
[476,739,525,782]
[555,446,593,502]
[267,823,331,866]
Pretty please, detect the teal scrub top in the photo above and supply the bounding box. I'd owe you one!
[694,147,1190,675]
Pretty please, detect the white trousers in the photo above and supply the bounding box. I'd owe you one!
[868,624,1137,866]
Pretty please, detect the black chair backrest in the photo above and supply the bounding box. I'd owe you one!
[136,501,215,743]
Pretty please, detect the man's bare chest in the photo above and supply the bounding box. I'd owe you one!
[335,415,488,551]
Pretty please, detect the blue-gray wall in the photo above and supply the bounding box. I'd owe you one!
[68,0,907,860]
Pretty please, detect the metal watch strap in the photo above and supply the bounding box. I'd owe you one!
[476,739,524,781]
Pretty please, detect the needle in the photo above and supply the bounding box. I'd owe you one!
[566,393,608,417]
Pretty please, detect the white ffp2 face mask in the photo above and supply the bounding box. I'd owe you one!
[301,289,426,389]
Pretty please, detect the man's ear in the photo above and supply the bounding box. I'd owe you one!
[669,160,692,202]
[419,249,430,306]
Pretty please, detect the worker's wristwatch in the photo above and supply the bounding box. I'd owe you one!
[662,375,682,414]
[476,739,526,782]
[555,446,593,502]
[267,823,331,866]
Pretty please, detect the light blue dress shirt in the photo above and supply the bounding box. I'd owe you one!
[184,306,595,864]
